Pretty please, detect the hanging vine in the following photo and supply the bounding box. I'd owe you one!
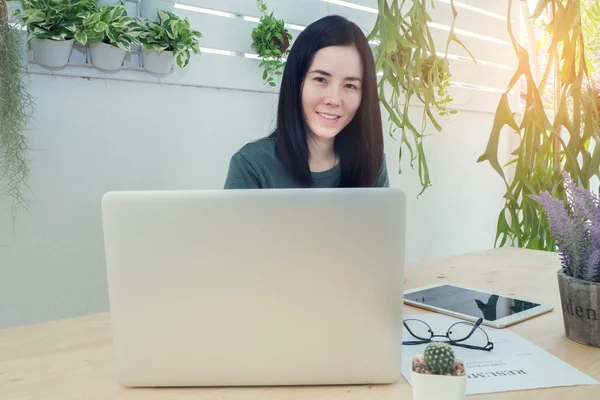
[477,0,600,250]
[0,0,35,215]
[369,0,475,195]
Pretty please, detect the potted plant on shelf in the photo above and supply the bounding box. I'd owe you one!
[135,10,201,75]
[76,4,141,71]
[529,171,600,347]
[14,0,98,68]
[250,0,292,87]
[411,342,467,400]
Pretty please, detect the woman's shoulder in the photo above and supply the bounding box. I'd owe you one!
[234,137,277,162]
[224,137,280,189]
[229,136,281,173]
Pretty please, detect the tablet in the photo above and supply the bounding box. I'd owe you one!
[404,283,554,328]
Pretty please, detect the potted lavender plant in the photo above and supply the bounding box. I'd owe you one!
[529,171,600,347]
[411,342,467,400]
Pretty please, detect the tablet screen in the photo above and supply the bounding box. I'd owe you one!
[404,284,540,321]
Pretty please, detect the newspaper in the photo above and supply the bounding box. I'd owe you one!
[401,314,599,395]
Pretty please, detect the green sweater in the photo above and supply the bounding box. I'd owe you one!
[224,137,390,189]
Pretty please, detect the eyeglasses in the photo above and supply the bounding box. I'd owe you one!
[402,317,494,351]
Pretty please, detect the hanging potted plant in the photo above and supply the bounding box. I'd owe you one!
[14,0,98,68]
[0,0,35,214]
[369,0,474,195]
[76,4,141,71]
[250,0,292,87]
[135,10,201,75]
[529,171,600,347]
[411,342,467,400]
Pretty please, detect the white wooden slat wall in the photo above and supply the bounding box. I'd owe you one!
[23,0,520,113]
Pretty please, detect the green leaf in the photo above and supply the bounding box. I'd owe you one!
[176,50,190,68]
[476,93,518,184]
[63,22,77,33]
[24,9,46,24]
[94,21,108,33]
[75,31,87,44]
[157,9,169,24]
[116,39,131,52]
[107,30,117,44]
[111,20,128,29]
[446,32,476,64]
[88,12,101,25]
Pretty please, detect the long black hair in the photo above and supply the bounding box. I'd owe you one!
[270,15,384,187]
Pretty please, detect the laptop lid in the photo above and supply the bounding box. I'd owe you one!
[101,188,407,387]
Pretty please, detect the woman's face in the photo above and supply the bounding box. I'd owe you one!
[301,45,363,141]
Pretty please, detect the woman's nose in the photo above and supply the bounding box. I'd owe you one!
[324,87,341,106]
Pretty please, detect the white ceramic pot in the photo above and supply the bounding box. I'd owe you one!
[142,49,174,75]
[31,38,74,68]
[411,357,467,400]
[140,0,175,21]
[90,42,127,72]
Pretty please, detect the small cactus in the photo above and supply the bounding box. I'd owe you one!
[423,342,455,375]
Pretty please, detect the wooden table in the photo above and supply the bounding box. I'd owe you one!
[2,247,599,399]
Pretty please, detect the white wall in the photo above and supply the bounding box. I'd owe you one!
[0,74,512,328]
[0,0,519,327]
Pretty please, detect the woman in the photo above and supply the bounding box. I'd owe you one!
[224,15,389,189]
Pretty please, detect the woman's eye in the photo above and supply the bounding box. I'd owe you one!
[346,84,358,90]
[315,77,327,83]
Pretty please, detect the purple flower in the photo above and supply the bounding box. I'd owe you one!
[528,172,600,283]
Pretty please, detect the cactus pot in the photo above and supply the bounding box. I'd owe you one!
[411,356,467,400]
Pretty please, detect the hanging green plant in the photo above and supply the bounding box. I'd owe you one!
[369,0,475,195]
[477,0,600,250]
[0,0,35,213]
[250,0,292,87]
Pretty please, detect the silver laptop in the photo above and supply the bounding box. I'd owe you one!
[101,188,407,387]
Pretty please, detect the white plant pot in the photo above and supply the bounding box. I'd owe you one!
[140,0,175,21]
[31,38,74,68]
[142,49,174,75]
[411,357,467,400]
[90,42,127,72]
